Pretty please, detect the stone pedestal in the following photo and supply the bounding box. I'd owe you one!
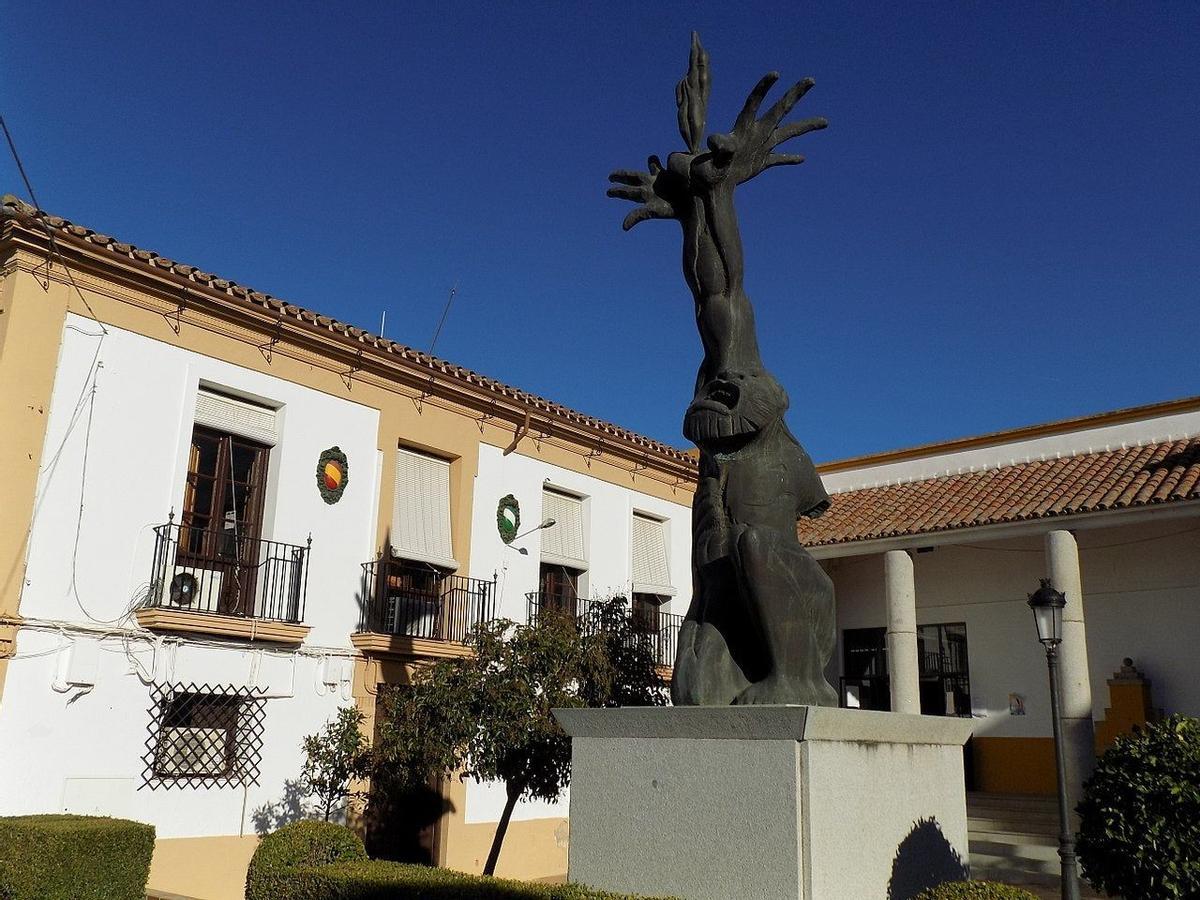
[554,706,974,900]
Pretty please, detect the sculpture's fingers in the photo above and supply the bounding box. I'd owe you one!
[622,204,672,231]
[764,77,816,127]
[769,117,828,149]
[763,153,806,170]
[609,170,649,186]
[648,155,664,175]
[607,185,651,202]
[735,72,780,132]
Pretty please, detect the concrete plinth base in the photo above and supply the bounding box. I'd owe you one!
[554,706,974,900]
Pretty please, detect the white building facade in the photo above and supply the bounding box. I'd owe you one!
[0,198,695,898]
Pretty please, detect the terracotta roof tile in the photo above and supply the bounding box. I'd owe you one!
[1,196,695,469]
[798,438,1200,547]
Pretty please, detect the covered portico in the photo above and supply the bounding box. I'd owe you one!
[799,412,1200,812]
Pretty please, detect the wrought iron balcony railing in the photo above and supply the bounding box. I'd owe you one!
[359,560,496,644]
[525,592,684,668]
[146,522,309,624]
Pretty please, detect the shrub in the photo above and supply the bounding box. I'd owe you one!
[246,819,367,900]
[245,821,668,899]
[1076,714,1200,899]
[914,882,1039,899]
[0,814,155,900]
[252,858,668,899]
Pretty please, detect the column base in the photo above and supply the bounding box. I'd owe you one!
[555,705,974,900]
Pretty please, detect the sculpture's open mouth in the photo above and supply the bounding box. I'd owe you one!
[706,380,740,409]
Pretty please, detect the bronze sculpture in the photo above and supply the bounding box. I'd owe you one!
[609,34,837,706]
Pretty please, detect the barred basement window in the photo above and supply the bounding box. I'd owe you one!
[142,683,265,789]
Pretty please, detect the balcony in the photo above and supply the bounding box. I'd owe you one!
[354,559,496,659]
[525,592,683,669]
[136,522,311,644]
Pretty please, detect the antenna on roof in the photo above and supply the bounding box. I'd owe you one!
[379,310,387,339]
[428,282,458,357]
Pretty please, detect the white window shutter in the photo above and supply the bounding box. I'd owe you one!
[541,489,586,569]
[632,514,674,595]
[391,449,458,570]
[194,389,277,445]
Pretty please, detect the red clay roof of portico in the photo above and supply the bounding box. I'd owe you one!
[797,436,1200,548]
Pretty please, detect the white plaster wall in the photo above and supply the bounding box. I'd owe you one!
[463,443,692,825]
[19,314,380,645]
[826,517,1200,738]
[0,314,381,835]
[822,406,1200,493]
[0,628,353,837]
[469,443,692,622]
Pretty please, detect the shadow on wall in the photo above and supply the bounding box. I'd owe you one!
[252,778,322,834]
[887,817,969,900]
[364,781,455,865]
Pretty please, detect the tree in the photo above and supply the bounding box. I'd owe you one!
[300,706,371,822]
[373,596,666,876]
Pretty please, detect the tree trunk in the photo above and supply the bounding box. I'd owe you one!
[482,781,523,877]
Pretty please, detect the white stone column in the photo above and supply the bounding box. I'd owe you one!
[884,550,920,714]
[1045,529,1095,820]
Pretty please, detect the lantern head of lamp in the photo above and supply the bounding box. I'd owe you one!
[1027,578,1066,647]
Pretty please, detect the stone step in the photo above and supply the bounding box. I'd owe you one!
[968,814,1059,836]
[969,830,1056,849]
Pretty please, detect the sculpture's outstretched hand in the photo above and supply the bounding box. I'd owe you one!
[703,72,827,186]
[607,155,690,231]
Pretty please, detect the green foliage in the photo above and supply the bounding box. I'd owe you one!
[301,705,371,821]
[0,814,155,900]
[913,881,1039,899]
[245,820,668,899]
[248,854,666,899]
[373,596,666,874]
[1076,714,1200,899]
[245,819,367,900]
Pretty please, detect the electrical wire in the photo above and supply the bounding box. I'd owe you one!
[2,115,109,333]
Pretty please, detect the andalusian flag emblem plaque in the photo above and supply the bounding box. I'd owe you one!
[497,494,520,544]
[317,447,349,504]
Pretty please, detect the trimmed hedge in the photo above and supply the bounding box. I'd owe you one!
[0,814,155,900]
[1076,714,1200,899]
[246,819,368,900]
[914,882,1039,899]
[247,821,668,899]
[263,859,669,899]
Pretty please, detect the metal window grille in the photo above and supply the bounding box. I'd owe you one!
[141,683,266,789]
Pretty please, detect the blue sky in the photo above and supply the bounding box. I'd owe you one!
[4,2,1198,461]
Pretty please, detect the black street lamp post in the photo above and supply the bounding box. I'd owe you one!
[1027,578,1081,900]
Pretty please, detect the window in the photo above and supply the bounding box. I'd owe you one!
[540,488,586,569]
[142,683,266,789]
[840,627,889,711]
[179,390,275,617]
[631,593,666,634]
[918,623,972,717]
[539,563,582,617]
[631,513,673,596]
[391,448,457,570]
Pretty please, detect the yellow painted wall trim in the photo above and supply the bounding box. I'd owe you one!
[971,736,1057,796]
[146,834,259,900]
[2,222,699,487]
[134,607,311,644]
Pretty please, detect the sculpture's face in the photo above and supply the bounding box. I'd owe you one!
[684,369,789,450]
